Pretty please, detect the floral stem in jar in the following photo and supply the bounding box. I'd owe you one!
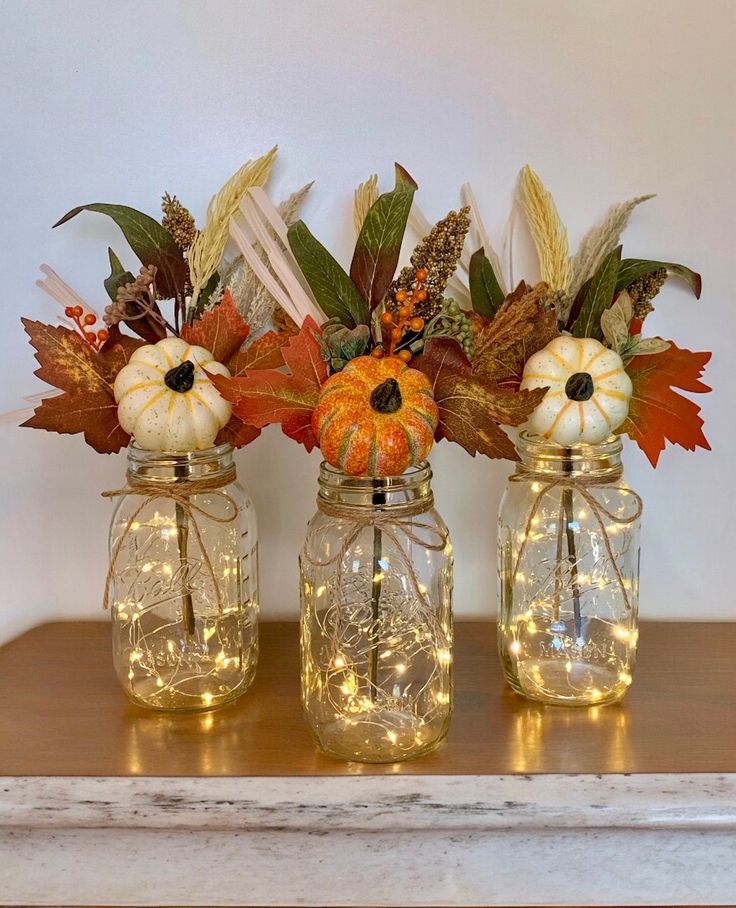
[174,464,196,638]
[562,450,582,639]
[369,482,385,703]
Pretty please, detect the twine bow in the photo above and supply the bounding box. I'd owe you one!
[303,497,449,609]
[102,469,238,612]
[509,468,643,611]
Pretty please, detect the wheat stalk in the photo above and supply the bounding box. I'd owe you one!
[187,146,278,313]
[353,174,379,236]
[569,194,655,296]
[518,165,571,292]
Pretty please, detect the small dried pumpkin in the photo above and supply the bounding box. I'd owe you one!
[114,337,232,451]
[520,335,632,446]
[312,355,439,476]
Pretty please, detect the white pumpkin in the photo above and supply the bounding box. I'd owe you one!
[113,337,232,451]
[520,335,632,446]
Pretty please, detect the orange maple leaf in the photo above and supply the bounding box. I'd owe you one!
[21,319,141,454]
[180,290,250,363]
[619,341,711,466]
[209,316,327,451]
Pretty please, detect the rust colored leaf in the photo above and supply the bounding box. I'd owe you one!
[215,416,262,449]
[20,319,131,454]
[226,330,292,376]
[208,316,327,451]
[180,290,250,363]
[473,282,558,390]
[413,338,546,461]
[619,341,711,466]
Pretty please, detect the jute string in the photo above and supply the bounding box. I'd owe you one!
[303,497,449,608]
[509,468,643,611]
[102,468,238,612]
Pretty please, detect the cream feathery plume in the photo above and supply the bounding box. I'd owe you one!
[569,194,655,297]
[460,183,508,295]
[216,183,313,333]
[518,165,571,292]
[188,146,278,313]
[353,174,379,236]
[230,188,325,327]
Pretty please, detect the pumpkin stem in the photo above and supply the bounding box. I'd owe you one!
[370,378,402,414]
[165,360,195,393]
[565,371,594,402]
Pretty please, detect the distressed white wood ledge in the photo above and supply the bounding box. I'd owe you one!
[3,773,736,831]
[4,775,736,905]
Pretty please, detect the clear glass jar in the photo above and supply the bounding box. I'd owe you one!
[108,443,259,711]
[300,463,453,763]
[498,433,642,707]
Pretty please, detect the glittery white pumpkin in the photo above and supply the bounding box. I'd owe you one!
[113,337,232,451]
[520,335,632,446]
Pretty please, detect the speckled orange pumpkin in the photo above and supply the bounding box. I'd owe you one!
[312,356,439,476]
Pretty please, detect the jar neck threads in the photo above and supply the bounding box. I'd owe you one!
[515,432,623,480]
[317,462,433,514]
[127,443,235,485]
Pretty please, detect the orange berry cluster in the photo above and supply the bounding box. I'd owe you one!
[65,305,109,351]
[372,268,429,363]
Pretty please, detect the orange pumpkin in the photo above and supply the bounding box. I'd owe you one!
[312,355,439,476]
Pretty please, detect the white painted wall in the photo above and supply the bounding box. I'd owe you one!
[1,0,732,643]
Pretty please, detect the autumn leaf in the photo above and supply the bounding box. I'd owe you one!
[349,163,417,311]
[208,316,327,451]
[469,247,505,318]
[413,338,546,461]
[98,324,146,362]
[20,319,132,454]
[619,341,711,466]
[54,203,188,300]
[225,330,292,376]
[180,290,250,363]
[473,282,558,390]
[215,417,261,449]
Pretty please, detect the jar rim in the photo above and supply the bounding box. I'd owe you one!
[317,461,434,512]
[516,431,623,477]
[127,442,234,467]
[518,431,623,457]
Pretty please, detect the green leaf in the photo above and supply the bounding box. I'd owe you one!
[54,203,188,299]
[288,220,369,328]
[571,245,622,340]
[103,247,134,302]
[349,163,417,310]
[615,258,702,298]
[469,247,505,318]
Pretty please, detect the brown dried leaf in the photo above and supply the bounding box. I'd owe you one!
[473,282,558,389]
[413,338,547,461]
[21,319,132,453]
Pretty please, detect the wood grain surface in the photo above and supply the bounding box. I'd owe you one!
[0,620,734,776]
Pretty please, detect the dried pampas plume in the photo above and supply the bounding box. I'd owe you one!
[187,146,278,312]
[353,174,379,236]
[220,182,313,333]
[518,165,571,293]
[569,194,655,297]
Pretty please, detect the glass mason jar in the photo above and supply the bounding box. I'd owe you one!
[300,463,453,763]
[107,443,259,711]
[498,433,642,707]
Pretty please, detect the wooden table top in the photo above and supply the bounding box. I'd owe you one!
[0,620,733,777]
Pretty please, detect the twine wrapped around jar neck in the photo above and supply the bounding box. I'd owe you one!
[509,467,643,611]
[304,496,448,610]
[101,468,238,613]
